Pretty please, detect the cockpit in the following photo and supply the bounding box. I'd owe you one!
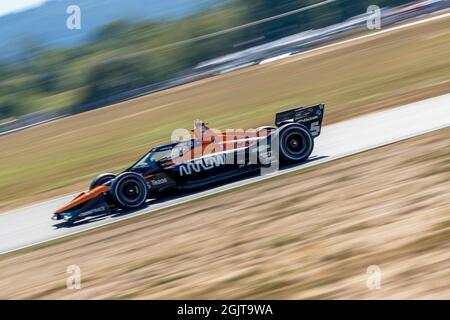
[132,141,193,169]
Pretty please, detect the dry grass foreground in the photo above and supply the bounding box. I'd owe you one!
[0,127,449,299]
[1,14,450,210]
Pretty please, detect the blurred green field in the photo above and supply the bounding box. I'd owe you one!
[1,15,450,210]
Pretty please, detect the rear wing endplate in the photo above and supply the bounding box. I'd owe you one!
[275,103,325,137]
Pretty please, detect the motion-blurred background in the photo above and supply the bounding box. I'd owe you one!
[1,0,450,300]
[0,0,448,132]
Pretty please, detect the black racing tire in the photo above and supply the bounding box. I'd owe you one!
[278,123,314,163]
[89,173,117,190]
[110,172,148,209]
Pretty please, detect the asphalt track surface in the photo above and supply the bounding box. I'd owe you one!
[1,94,450,255]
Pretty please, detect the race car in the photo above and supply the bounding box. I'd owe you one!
[53,103,325,223]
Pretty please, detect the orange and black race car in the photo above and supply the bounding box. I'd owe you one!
[53,104,325,224]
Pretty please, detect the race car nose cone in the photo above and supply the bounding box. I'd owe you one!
[54,186,110,215]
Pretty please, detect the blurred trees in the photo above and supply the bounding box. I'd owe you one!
[0,0,416,119]
[82,56,151,105]
[0,100,16,119]
[0,97,28,119]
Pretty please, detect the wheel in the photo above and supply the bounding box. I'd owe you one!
[90,173,117,190]
[278,123,314,163]
[110,172,148,209]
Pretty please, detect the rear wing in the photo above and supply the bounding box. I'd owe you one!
[275,103,325,137]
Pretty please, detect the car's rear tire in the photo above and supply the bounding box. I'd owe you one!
[90,173,117,190]
[110,172,148,209]
[278,123,314,163]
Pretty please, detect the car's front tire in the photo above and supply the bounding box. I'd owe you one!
[110,172,148,209]
[90,173,117,190]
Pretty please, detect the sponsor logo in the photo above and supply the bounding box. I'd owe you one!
[295,109,312,118]
[297,115,319,123]
[150,178,168,186]
[78,206,107,218]
[179,154,226,176]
